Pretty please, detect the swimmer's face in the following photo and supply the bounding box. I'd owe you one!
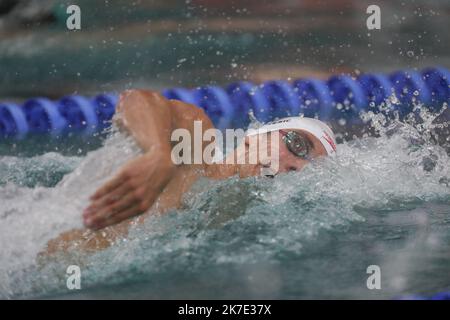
[232,129,327,178]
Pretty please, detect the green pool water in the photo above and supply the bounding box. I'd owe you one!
[1,110,450,299]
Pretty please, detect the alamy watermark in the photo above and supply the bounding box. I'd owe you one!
[170,121,281,175]
[64,6,380,33]
[366,5,381,30]
[366,265,381,290]
[66,265,81,290]
[66,5,81,30]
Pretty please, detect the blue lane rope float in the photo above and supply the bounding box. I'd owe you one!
[422,67,450,110]
[292,78,333,119]
[357,73,392,108]
[396,290,450,300]
[193,85,235,130]
[22,98,66,137]
[261,80,300,119]
[390,70,432,118]
[0,67,449,139]
[327,74,367,123]
[58,95,98,135]
[227,81,271,126]
[162,87,198,106]
[0,103,28,139]
[92,93,119,129]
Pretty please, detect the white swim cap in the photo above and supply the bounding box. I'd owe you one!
[246,117,337,157]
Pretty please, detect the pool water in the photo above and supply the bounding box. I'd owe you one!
[1,107,449,299]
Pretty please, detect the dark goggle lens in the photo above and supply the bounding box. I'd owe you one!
[282,131,310,158]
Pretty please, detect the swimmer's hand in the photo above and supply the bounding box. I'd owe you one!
[81,88,214,229]
[82,146,175,229]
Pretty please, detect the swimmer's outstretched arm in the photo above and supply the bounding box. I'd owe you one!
[82,89,214,230]
[42,90,215,255]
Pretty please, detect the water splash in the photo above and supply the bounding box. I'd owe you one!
[0,131,141,298]
[1,106,450,299]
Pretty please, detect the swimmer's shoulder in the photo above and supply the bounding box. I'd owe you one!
[116,89,214,131]
[168,98,215,131]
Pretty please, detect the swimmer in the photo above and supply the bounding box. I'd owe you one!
[45,89,336,253]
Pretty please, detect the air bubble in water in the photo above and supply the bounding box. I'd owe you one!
[390,94,400,105]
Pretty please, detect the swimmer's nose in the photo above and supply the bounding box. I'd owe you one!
[259,157,271,167]
[259,158,280,177]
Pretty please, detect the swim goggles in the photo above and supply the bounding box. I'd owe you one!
[279,130,312,159]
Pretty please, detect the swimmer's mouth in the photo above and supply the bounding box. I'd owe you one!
[260,166,277,178]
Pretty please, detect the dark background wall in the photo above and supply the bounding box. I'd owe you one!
[0,0,449,101]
